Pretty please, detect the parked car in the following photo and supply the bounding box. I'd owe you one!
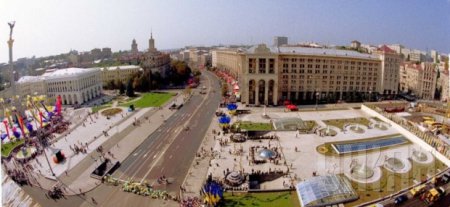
[394,194,408,205]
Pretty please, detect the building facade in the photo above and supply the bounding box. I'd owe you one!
[16,76,47,96]
[100,65,142,86]
[141,33,171,76]
[14,68,103,105]
[44,68,102,105]
[215,44,401,105]
[400,62,437,100]
[375,46,402,95]
[273,36,288,47]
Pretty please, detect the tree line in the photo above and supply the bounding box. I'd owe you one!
[104,60,199,97]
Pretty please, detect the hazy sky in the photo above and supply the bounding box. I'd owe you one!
[0,0,449,63]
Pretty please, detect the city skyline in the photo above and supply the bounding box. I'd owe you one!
[1,0,450,63]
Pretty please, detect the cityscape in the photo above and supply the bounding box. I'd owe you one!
[1,1,450,207]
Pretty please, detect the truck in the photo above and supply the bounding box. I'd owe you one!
[409,184,427,197]
[421,187,445,204]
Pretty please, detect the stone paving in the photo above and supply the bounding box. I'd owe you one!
[13,93,185,195]
[29,106,136,178]
[201,107,439,193]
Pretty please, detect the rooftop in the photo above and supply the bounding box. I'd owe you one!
[17,76,44,84]
[42,68,98,77]
[102,65,141,71]
[244,44,379,59]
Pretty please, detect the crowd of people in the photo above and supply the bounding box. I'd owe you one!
[6,169,29,186]
[47,186,65,200]
[157,175,169,185]
[247,134,278,140]
[180,196,202,207]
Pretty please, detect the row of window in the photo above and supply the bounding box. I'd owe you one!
[281,75,377,81]
[280,58,380,66]
[281,85,376,91]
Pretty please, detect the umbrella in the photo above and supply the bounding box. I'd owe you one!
[227,103,238,111]
[218,115,231,124]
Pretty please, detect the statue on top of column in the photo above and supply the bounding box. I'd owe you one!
[8,21,15,39]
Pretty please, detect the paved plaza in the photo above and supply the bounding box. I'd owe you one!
[205,107,444,193]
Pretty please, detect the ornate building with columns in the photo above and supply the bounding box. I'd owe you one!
[214,44,401,105]
[43,68,102,105]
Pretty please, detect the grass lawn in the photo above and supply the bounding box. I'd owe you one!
[232,121,273,131]
[323,117,371,129]
[120,92,174,108]
[223,191,301,207]
[1,139,25,157]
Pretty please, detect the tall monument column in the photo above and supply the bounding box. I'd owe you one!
[7,21,16,95]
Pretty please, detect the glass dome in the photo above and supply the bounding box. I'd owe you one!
[258,149,277,159]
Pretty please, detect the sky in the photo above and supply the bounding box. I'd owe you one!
[0,0,449,63]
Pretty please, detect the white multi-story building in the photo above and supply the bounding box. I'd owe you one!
[43,68,102,105]
[17,76,47,96]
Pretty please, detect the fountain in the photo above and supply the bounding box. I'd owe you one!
[350,164,374,180]
[383,157,411,173]
[411,150,433,164]
[372,121,388,130]
[319,126,337,136]
[348,124,365,134]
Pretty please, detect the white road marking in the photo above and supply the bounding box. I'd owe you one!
[139,80,212,183]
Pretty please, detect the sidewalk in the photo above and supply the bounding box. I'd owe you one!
[181,113,220,198]
[27,94,186,195]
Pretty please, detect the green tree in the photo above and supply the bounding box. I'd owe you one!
[126,78,135,97]
[221,82,228,97]
[119,82,125,94]
[106,80,116,90]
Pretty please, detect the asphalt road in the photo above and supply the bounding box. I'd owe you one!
[89,71,221,207]
[18,71,221,207]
